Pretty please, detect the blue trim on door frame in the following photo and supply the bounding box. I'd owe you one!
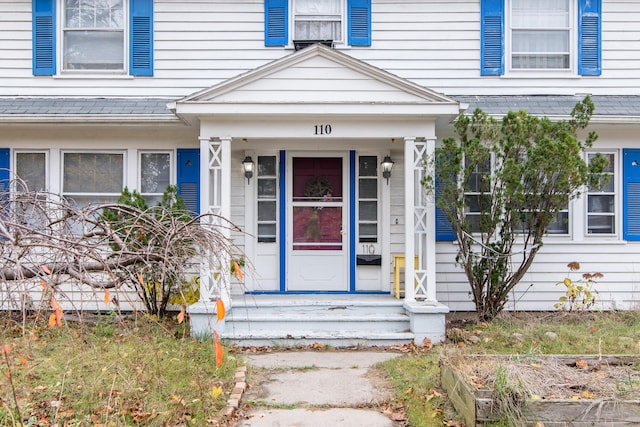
[349,151,356,292]
[279,150,286,292]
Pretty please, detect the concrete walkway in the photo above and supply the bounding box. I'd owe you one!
[234,351,403,427]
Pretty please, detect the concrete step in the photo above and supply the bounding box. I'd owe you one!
[222,330,415,347]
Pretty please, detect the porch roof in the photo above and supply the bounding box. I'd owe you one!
[453,95,640,123]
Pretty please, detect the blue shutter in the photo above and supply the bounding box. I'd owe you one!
[348,0,371,46]
[177,149,200,215]
[578,0,601,76]
[130,0,154,76]
[623,149,640,241]
[32,0,56,76]
[265,0,288,46]
[0,149,9,192]
[435,178,455,241]
[480,0,504,76]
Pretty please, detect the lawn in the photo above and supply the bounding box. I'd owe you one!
[380,310,640,427]
[0,312,242,427]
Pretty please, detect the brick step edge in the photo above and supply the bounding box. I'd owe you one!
[219,365,247,420]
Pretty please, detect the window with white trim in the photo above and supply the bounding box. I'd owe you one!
[587,151,616,235]
[62,152,125,207]
[509,0,571,70]
[139,151,171,205]
[63,0,125,71]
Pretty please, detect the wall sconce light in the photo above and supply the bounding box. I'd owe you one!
[381,155,394,184]
[242,156,254,184]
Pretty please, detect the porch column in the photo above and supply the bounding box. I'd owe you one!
[403,137,416,302]
[197,136,232,307]
[404,137,437,301]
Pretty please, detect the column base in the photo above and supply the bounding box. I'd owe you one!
[188,301,226,339]
[403,300,449,344]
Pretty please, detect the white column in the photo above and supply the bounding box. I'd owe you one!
[425,138,437,301]
[199,137,211,218]
[219,137,232,308]
[404,137,416,302]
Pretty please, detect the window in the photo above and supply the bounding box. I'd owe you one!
[265,0,371,47]
[139,152,171,206]
[464,157,492,233]
[33,0,153,76]
[357,156,378,243]
[257,156,278,243]
[587,152,616,235]
[63,0,125,71]
[62,152,124,207]
[510,0,570,70]
[480,0,601,76]
[294,0,342,42]
[15,152,47,192]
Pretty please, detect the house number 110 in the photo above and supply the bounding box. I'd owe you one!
[314,124,332,135]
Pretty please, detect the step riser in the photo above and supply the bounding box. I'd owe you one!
[226,320,410,334]
[224,338,414,347]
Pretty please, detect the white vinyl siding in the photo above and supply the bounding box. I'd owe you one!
[0,0,638,96]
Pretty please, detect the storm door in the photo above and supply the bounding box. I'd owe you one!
[287,155,349,291]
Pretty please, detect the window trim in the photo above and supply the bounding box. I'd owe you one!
[505,0,576,75]
[61,150,126,204]
[292,0,345,45]
[586,150,618,238]
[14,150,49,193]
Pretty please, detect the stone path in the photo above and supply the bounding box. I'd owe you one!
[234,351,403,427]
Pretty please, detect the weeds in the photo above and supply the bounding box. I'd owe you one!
[0,313,241,426]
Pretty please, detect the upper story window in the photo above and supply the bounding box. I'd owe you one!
[294,0,342,42]
[265,0,371,47]
[480,0,601,76]
[63,0,125,71]
[510,0,571,70]
[33,0,153,76]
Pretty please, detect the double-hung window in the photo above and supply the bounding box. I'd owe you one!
[510,0,571,70]
[265,0,371,47]
[480,0,601,76]
[63,0,125,71]
[33,0,153,76]
[15,152,48,193]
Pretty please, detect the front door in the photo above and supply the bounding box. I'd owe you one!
[287,154,349,291]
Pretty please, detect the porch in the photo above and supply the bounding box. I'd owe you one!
[190,294,448,347]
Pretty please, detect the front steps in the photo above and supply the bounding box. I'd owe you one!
[191,294,442,347]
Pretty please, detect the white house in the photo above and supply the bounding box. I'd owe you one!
[1,0,639,345]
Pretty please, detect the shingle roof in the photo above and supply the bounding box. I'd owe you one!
[0,97,175,116]
[452,95,640,117]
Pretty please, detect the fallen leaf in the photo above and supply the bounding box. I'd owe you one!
[390,412,406,421]
[575,359,589,370]
[534,423,545,427]
[530,394,542,400]
[216,298,226,322]
[48,313,56,329]
[3,344,10,355]
[582,391,594,399]
[16,353,27,366]
[530,363,541,369]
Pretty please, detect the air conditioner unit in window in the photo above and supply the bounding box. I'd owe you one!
[293,40,334,51]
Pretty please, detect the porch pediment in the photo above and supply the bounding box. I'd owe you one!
[172,44,460,118]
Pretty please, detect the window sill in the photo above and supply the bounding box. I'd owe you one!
[53,74,135,80]
[500,71,582,80]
